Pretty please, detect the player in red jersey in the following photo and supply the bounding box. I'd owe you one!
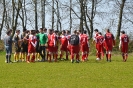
[59,30,68,60]
[27,30,37,63]
[66,30,71,54]
[95,32,104,60]
[80,30,90,62]
[104,29,115,62]
[52,30,59,62]
[119,30,129,62]
[77,29,83,41]
[47,29,56,62]
[77,29,83,52]
[92,29,99,45]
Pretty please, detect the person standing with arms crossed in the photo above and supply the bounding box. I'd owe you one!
[104,29,115,62]
[4,30,13,63]
[119,30,129,62]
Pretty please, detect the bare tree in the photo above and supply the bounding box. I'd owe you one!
[33,0,38,30]
[69,0,72,32]
[0,0,6,39]
[11,0,22,36]
[116,0,126,39]
[52,0,55,29]
[18,0,27,31]
[41,0,46,28]
[55,0,62,31]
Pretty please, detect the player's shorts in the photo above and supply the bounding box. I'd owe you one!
[21,44,28,53]
[21,47,28,53]
[121,46,128,53]
[81,44,89,52]
[15,46,21,52]
[47,44,55,52]
[28,47,36,53]
[96,44,104,53]
[5,45,12,55]
[104,44,113,51]
[60,45,68,52]
[70,45,80,54]
[54,46,58,52]
[36,46,40,53]
[67,45,71,52]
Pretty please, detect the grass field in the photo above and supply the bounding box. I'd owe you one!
[0,52,133,88]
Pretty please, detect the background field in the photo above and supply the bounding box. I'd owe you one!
[0,51,133,88]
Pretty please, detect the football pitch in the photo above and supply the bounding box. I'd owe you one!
[0,52,133,88]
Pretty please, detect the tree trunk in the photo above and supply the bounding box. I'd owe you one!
[34,0,38,30]
[116,0,126,39]
[83,0,90,36]
[56,0,59,31]
[70,0,72,33]
[19,0,27,31]
[11,0,22,37]
[41,0,46,28]
[0,0,6,40]
[84,9,90,36]
[79,0,84,32]
[52,0,55,29]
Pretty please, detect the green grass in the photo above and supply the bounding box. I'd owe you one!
[0,52,133,88]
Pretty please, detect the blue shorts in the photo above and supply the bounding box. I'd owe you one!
[5,45,12,55]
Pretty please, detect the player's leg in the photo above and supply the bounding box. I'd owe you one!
[85,47,90,61]
[54,52,58,62]
[82,52,86,62]
[81,45,85,61]
[66,51,68,60]
[124,53,128,62]
[106,51,108,61]
[60,50,64,60]
[96,50,101,60]
[31,53,35,62]
[5,46,9,63]
[108,51,112,62]
[75,45,80,63]
[39,46,44,61]
[70,45,74,63]
[48,52,52,62]
[123,46,128,62]
[27,53,31,63]
[96,45,100,60]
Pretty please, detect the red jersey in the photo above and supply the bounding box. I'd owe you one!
[28,35,37,52]
[80,34,89,46]
[95,35,104,53]
[60,35,68,46]
[104,32,115,46]
[53,33,58,46]
[66,34,71,41]
[96,35,104,45]
[120,34,129,47]
[66,34,71,44]
[94,33,99,41]
[48,34,56,46]
[79,34,83,43]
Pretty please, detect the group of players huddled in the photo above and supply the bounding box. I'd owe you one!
[4,28,129,63]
